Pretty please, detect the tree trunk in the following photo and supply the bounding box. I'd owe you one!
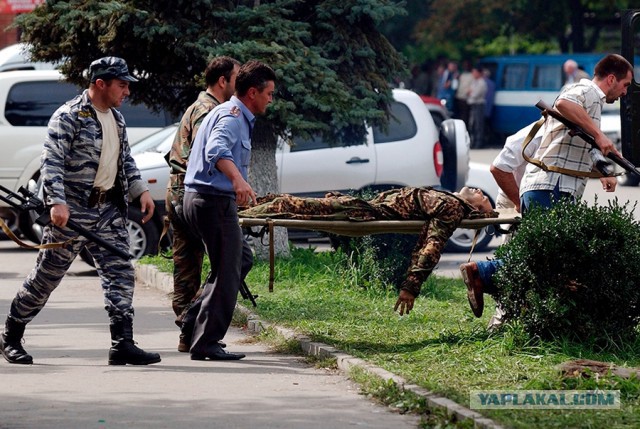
[248,121,290,260]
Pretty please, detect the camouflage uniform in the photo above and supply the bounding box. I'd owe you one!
[8,90,148,325]
[165,91,221,320]
[240,187,496,297]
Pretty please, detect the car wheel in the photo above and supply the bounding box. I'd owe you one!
[18,177,45,243]
[616,172,640,187]
[445,227,493,253]
[81,206,160,265]
[21,177,160,264]
[0,208,21,240]
[127,205,160,260]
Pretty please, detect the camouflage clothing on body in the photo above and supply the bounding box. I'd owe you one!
[10,90,148,325]
[165,91,221,319]
[166,91,221,208]
[240,187,497,297]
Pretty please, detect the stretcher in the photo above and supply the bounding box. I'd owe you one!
[239,209,521,292]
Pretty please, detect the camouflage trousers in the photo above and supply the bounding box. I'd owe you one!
[8,202,135,325]
[165,194,205,322]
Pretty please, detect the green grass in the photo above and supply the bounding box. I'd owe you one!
[139,247,640,428]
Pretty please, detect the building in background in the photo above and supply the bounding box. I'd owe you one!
[0,1,45,49]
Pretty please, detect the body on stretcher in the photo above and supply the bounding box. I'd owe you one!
[238,209,521,292]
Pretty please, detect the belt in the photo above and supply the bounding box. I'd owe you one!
[88,187,116,207]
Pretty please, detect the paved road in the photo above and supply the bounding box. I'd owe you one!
[0,242,419,429]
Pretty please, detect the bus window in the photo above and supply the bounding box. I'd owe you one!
[533,64,562,89]
[502,64,528,90]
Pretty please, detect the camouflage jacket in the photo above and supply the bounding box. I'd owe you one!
[239,187,497,297]
[41,89,147,212]
[166,91,221,206]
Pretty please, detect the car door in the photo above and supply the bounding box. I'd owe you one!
[276,131,376,197]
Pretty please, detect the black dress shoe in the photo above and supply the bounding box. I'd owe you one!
[191,346,245,361]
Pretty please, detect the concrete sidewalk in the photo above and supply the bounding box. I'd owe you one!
[136,265,503,429]
[0,241,420,429]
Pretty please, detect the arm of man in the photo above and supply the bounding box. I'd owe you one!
[490,165,521,212]
[216,158,256,207]
[555,99,620,157]
[394,207,463,315]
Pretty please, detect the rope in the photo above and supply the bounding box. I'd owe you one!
[0,218,72,250]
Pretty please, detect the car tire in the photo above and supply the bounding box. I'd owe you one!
[80,205,160,265]
[19,177,45,244]
[616,172,640,187]
[127,205,160,260]
[21,176,160,264]
[445,226,493,253]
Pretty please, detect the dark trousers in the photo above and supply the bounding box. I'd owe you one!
[183,192,253,355]
[165,196,205,319]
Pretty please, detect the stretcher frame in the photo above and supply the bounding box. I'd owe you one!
[239,209,521,292]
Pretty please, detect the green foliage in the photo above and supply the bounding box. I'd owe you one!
[333,232,418,291]
[494,199,640,341]
[411,0,630,60]
[327,187,417,291]
[143,245,640,428]
[15,0,407,146]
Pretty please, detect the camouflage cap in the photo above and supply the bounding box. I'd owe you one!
[89,56,138,83]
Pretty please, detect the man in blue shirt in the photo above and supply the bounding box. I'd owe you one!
[182,60,276,361]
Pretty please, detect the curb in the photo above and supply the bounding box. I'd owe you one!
[134,263,504,429]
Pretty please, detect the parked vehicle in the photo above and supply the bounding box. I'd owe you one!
[129,89,499,252]
[0,43,57,72]
[478,54,623,137]
[0,69,177,259]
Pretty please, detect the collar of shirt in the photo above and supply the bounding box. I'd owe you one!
[580,78,606,103]
[230,95,256,130]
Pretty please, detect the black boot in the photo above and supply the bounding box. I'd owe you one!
[108,319,161,365]
[0,317,33,364]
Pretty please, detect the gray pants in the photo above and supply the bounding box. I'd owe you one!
[9,202,134,324]
[183,192,253,355]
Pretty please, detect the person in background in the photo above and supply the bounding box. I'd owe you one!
[437,61,458,113]
[460,54,632,319]
[467,65,487,148]
[165,56,240,352]
[563,59,590,85]
[483,68,496,146]
[181,60,276,361]
[0,57,160,366]
[454,60,473,125]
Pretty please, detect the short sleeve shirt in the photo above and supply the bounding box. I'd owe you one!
[519,79,605,199]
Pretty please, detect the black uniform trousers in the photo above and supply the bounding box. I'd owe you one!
[183,192,253,355]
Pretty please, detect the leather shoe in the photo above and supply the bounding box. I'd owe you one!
[460,262,484,318]
[191,345,245,361]
[178,336,226,353]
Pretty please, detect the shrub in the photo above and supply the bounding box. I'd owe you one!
[493,198,640,341]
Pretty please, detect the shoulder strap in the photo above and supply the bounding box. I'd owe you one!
[521,114,602,179]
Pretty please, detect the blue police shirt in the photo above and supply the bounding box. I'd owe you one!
[184,96,255,198]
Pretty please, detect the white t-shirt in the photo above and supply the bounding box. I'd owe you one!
[492,122,542,208]
[93,108,120,191]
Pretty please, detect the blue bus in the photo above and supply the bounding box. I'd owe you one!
[479,53,621,137]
